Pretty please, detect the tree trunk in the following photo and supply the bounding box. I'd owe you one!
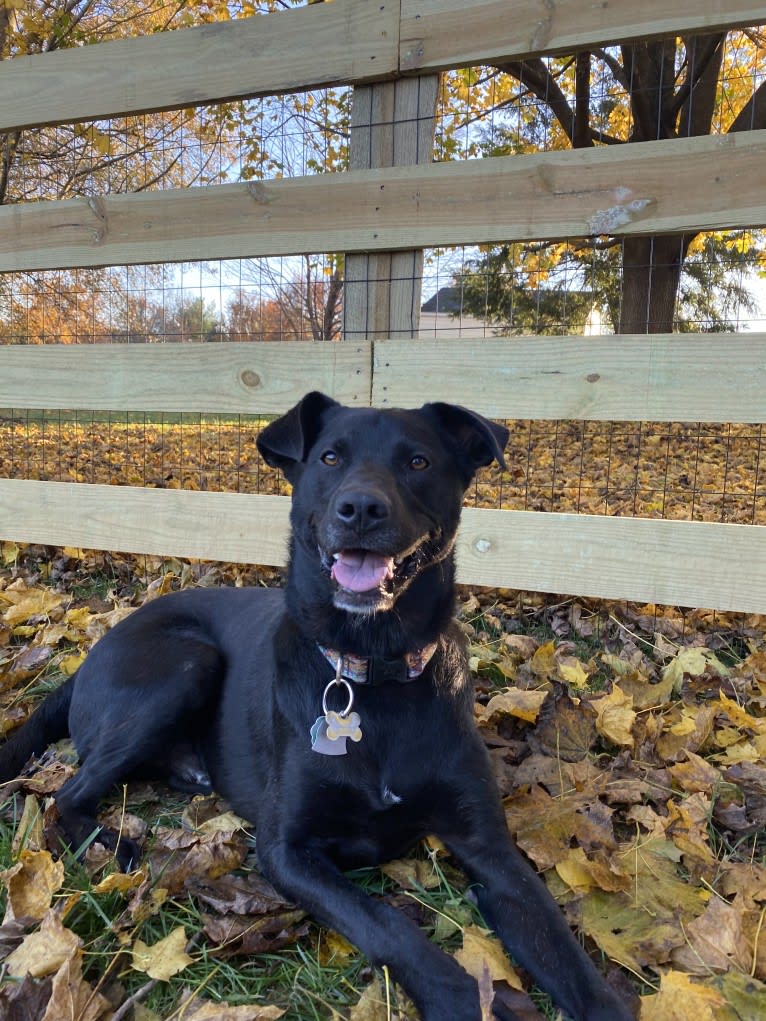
[618,234,692,333]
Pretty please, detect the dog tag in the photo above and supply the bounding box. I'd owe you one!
[310,715,349,755]
[311,674,363,755]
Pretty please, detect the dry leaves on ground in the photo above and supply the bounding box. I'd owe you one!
[0,544,765,1019]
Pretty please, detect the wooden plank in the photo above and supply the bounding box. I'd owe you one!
[344,76,439,341]
[401,0,766,72]
[372,335,766,423]
[3,334,762,424]
[1,0,763,131]
[0,480,290,565]
[457,508,766,614]
[0,0,399,132]
[3,129,765,272]
[0,479,763,612]
[0,342,372,414]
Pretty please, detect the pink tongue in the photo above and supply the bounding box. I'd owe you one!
[331,551,394,593]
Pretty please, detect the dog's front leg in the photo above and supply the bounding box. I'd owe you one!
[441,799,636,1021]
[256,838,483,1021]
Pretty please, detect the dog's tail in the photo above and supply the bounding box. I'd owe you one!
[0,675,75,781]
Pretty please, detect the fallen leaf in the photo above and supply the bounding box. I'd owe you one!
[453,924,523,990]
[671,894,752,974]
[1,850,65,923]
[661,648,729,692]
[381,857,441,891]
[184,1001,285,1020]
[349,977,388,1021]
[639,969,734,1021]
[555,846,631,895]
[10,793,45,854]
[529,639,557,679]
[5,909,80,979]
[590,684,636,747]
[92,869,147,895]
[201,909,308,957]
[2,589,65,626]
[131,926,193,981]
[41,947,112,1021]
[477,688,549,725]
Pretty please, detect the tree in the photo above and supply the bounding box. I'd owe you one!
[0,0,271,344]
[443,30,766,333]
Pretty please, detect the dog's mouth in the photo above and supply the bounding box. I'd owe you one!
[320,537,438,613]
[330,549,396,594]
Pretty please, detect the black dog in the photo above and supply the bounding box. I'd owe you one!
[0,393,633,1021]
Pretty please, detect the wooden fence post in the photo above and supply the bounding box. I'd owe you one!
[343,75,439,341]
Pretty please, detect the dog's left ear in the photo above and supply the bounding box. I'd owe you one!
[257,391,339,478]
[422,402,509,478]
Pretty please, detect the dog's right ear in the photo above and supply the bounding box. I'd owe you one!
[257,391,339,478]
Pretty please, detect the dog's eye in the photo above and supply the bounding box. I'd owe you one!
[320,450,339,466]
[409,455,429,471]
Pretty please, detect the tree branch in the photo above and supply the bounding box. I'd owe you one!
[727,78,766,133]
[495,57,577,145]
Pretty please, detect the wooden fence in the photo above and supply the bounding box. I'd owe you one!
[1,0,765,613]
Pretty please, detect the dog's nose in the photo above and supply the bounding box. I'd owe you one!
[334,489,390,527]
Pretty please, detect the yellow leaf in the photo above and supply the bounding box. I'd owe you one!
[131,926,193,981]
[11,793,44,854]
[381,857,441,891]
[453,924,523,990]
[2,588,64,626]
[348,977,388,1021]
[480,688,548,725]
[717,691,766,735]
[1,541,20,565]
[639,970,733,1021]
[92,869,147,895]
[590,684,635,747]
[558,656,590,689]
[65,605,92,629]
[41,949,112,1021]
[1,849,65,923]
[5,909,81,979]
[320,930,357,965]
[555,846,630,894]
[195,810,250,835]
[661,647,729,692]
[530,639,557,679]
[59,651,86,676]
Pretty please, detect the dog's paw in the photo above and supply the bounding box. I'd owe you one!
[93,826,142,872]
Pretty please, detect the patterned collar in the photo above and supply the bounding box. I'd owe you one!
[318,642,438,686]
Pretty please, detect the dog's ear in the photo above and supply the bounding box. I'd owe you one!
[257,391,339,477]
[422,402,509,477]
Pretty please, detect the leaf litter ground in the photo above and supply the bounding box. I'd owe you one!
[0,553,765,1016]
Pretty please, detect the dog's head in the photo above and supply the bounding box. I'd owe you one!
[257,392,508,615]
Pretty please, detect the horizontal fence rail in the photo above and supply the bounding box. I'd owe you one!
[2,130,766,273]
[0,343,372,414]
[0,0,763,131]
[399,0,766,72]
[373,336,766,423]
[0,479,763,613]
[2,337,766,424]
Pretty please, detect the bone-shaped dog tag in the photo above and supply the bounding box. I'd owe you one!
[325,710,362,743]
[310,715,348,755]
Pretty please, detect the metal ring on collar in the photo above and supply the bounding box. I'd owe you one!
[322,676,354,718]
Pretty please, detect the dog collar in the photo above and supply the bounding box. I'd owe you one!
[310,642,438,756]
[317,642,437,686]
